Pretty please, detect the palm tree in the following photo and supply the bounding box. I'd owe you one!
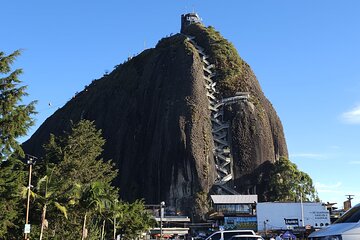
[34,165,68,240]
[109,198,126,240]
[114,199,155,240]
[78,181,113,240]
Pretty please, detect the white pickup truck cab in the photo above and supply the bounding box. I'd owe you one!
[308,203,360,240]
[205,230,256,240]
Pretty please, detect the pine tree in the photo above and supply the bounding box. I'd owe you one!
[36,120,117,239]
[0,50,37,161]
[44,120,117,186]
[0,157,26,238]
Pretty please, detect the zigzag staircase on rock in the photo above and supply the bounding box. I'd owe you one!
[184,34,249,193]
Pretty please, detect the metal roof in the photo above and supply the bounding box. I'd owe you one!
[211,195,258,204]
[154,216,190,222]
[150,227,189,235]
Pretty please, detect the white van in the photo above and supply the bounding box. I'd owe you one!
[205,230,256,240]
[308,203,360,240]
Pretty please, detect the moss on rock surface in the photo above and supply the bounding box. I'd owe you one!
[182,24,247,96]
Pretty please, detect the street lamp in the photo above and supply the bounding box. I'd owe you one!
[264,219,269,236]
[298,179,305,228]
[300,190,304,227]
[160,201,165,240]
[24,154,37,240]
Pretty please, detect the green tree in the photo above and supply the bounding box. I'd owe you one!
[0,158,26,238]
[0,50,36,239]
[0,50,36,161]
[116,199,155,240]
[267,156,319,202]
[36,120,117,239]
[77,181,114,240]
[29,120,154,239]
[33,163,69,240]
[110,199,122,239]
[44,120,116,186]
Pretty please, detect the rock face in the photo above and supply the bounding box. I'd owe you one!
[23,15,288,216]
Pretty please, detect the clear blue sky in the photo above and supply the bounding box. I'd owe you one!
[3,0,360,208]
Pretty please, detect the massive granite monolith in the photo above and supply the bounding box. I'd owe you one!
[23,14,288,217]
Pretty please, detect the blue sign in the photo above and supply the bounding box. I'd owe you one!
[224,216,257,230]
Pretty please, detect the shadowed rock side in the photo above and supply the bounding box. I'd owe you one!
[23,24,288,216]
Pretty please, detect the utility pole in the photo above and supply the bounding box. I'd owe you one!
[299,177,305,227]
[160,201,165,240]
[264,220,268,237]
[24,154,37,240]
[300,191,305,227]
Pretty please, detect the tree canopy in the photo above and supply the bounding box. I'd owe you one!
[0,50,36,161]
[0,49,36,239]
[0,158,26,238]
[0,118,154,239]
[266,156,319,202]
[29,120,153,239]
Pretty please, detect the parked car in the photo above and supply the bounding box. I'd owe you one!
[205,230,256,240]
[308,203,360,240]
[228,234,264,240]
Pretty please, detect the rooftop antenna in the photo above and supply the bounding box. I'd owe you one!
[345,194,355,210]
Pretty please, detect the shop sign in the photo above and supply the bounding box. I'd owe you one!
[284,218,299,225]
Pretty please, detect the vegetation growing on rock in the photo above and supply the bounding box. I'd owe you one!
[182,24,248,96]
[182,22,290,201]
